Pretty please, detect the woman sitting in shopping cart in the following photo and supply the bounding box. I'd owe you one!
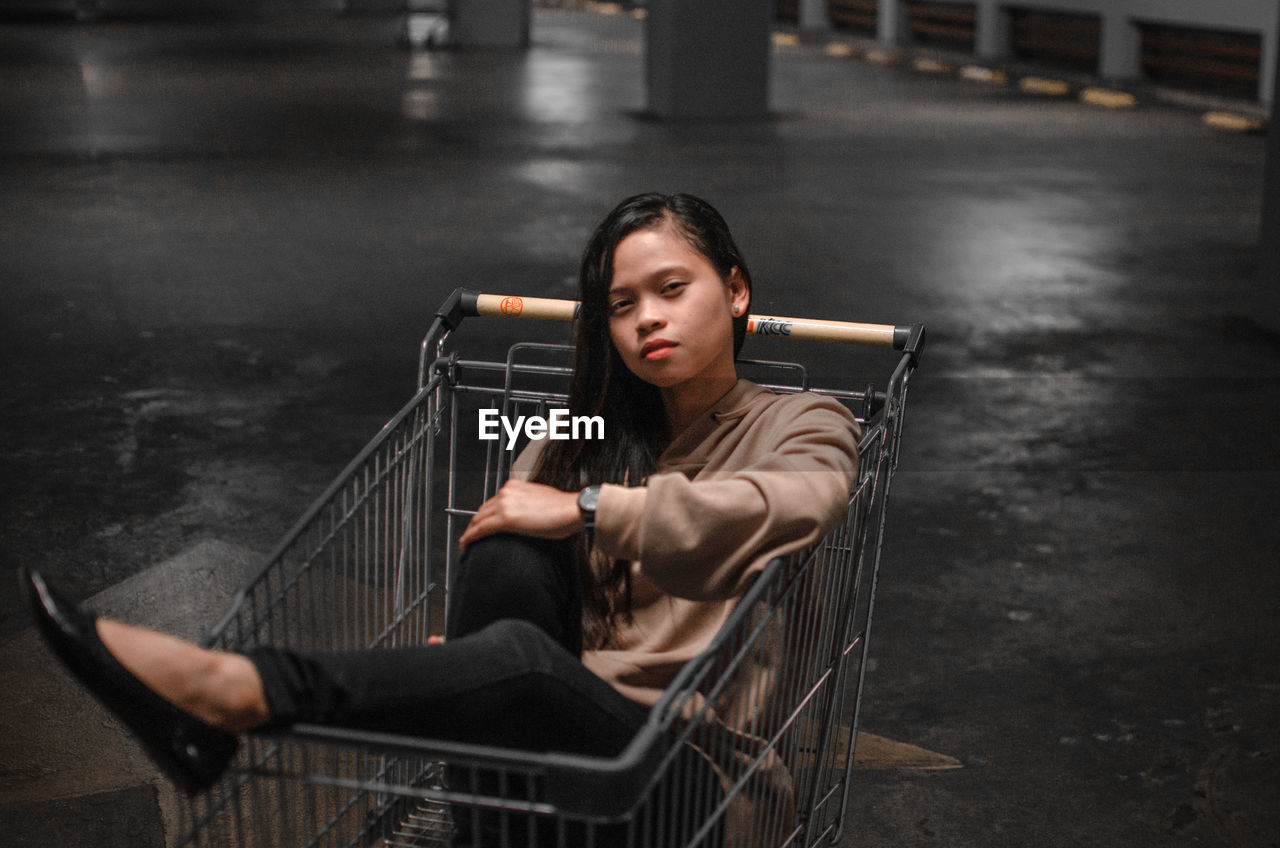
[23,193,860,805]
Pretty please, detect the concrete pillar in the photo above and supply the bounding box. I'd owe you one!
[799,0,829,32]
[877,0,905,45]
[452,0,529,49]
[1099,11,1141,81]
[974,0,1009,60]
[1262,3,1279,105]
[646,0,772,119]
[1260,13,1280,329]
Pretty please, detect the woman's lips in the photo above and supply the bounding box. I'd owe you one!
[640,339,677,360]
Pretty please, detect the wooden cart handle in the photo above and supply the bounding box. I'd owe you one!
[467,292,917,351]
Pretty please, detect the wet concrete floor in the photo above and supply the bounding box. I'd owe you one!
[1,6,1278,846]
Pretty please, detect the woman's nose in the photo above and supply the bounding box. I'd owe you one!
[635,297,665,332]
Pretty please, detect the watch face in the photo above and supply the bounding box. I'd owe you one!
[578,486,600,512]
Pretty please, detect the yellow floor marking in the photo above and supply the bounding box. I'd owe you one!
[1203,111,1264,133]
[793,721,964,771]
[959,65,1008,85]
[913,57,952,74]
[1080,87,1137,109]
[1018,76,1070,96]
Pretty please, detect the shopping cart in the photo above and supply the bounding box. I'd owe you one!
[175,288,925,848]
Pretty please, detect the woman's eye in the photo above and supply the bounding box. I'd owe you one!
[608,299,632,315]
[662,282,686,296]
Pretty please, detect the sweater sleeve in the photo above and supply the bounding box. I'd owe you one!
[594,396,860,602]
[509,438,545,482]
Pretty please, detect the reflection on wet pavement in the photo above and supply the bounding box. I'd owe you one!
[1,5,1276,847]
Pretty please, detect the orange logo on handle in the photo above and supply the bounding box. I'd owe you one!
[754,318,792,336]
[500,296,524,316]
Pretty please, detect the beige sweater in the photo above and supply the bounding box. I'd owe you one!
[512,378,861,707]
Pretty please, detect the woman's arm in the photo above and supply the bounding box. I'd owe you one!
[595,396,859,601]
[457,394,860,596]
[456,479,582,552]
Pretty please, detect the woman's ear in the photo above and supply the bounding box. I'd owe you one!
[727,267,750,315]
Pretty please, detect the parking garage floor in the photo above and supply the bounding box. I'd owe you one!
[2,5,1278,846]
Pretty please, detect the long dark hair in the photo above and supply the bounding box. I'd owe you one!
[531,192,754,646]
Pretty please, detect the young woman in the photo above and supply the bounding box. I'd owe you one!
[23,193,860,839]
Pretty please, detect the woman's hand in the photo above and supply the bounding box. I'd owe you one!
[457,480,584,552]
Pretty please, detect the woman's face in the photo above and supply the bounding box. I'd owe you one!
[606,223,749,393]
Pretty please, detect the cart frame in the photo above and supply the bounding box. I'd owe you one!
[175,288,925,848]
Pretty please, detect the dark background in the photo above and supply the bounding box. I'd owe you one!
[1,5,1277,846]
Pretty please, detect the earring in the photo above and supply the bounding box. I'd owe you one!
[733,305,741,314]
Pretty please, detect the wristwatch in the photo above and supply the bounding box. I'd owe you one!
[577,485,601,544]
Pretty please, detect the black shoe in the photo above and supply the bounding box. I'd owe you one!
[21,567,238,794]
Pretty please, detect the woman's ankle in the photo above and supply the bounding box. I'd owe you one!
[204,651,271,734]
[95,619,269,734]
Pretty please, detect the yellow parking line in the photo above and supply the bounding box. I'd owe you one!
[1080,87,1137,109]
[1202,111,1264,133]
[1018,76,1070,96]
[959,65,1008,85]
[912,57,952,74]
[864,49,899,66]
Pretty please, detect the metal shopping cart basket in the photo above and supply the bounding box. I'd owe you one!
[176,288,925,848]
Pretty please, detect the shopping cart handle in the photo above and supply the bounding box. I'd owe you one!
[434,287,481,332]
[898,322,926,365]
[447,288,923,355]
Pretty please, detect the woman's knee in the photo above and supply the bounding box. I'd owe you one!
[454,534,568,595]
[448,534,577,643]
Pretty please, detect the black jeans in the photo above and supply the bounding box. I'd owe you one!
[249,533,649,756]
[247,534,724,847]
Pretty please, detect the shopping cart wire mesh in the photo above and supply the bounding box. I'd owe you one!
[177,288,925,848]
